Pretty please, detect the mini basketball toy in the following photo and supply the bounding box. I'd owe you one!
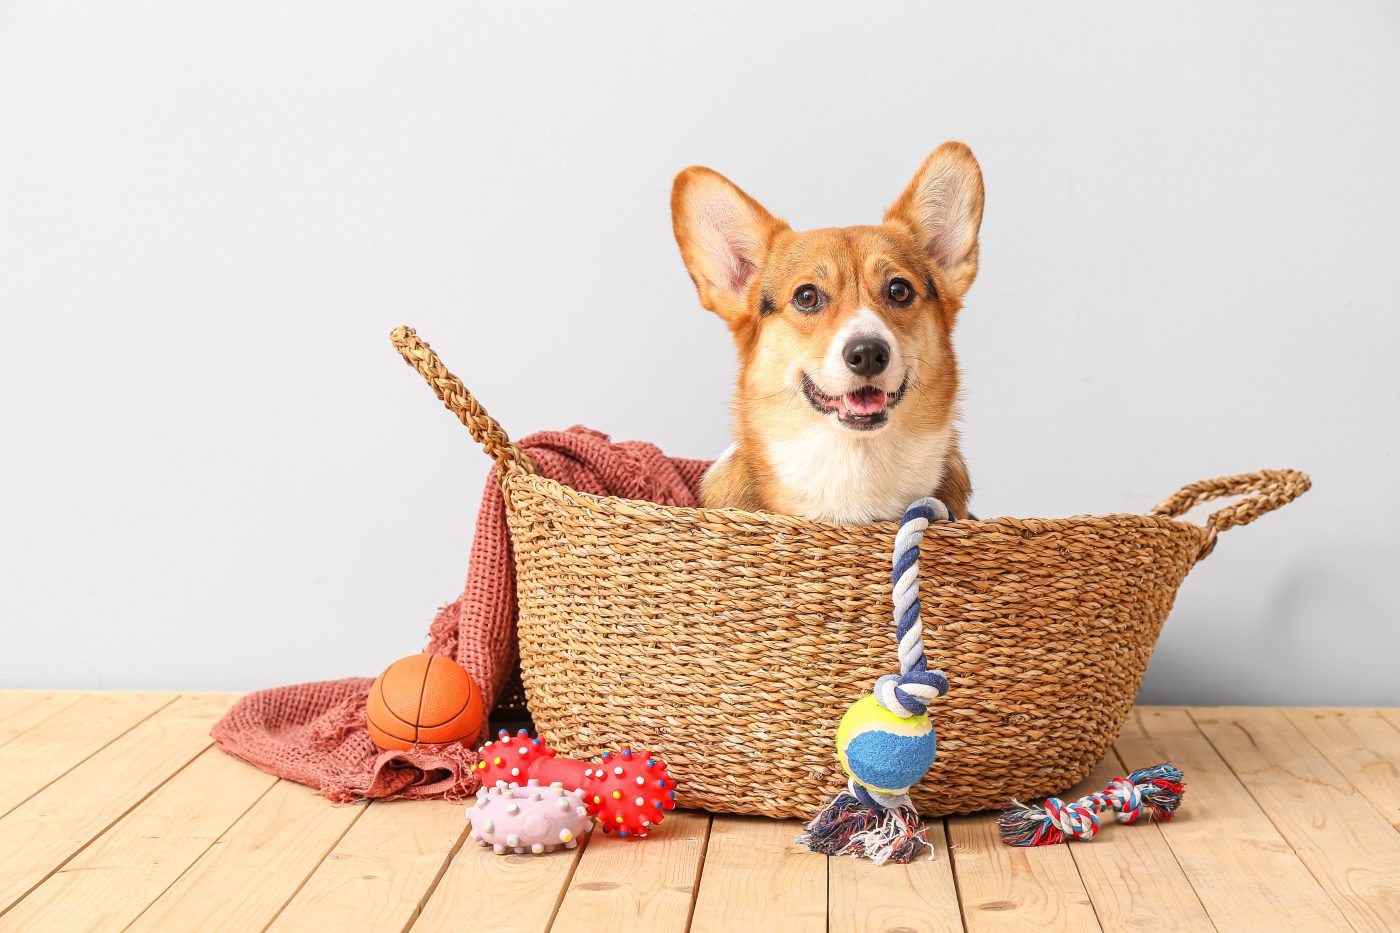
[475,729,677,839]
[468,780,593,855]
[799,498,1188,863]
[365,654,485,752]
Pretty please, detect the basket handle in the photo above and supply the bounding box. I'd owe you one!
[1150,469,1310,560]
[390,326,535,478]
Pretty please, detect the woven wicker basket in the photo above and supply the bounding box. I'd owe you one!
[392,326,1310,819]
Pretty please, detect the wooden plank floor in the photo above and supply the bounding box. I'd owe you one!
[0,694,1397,932]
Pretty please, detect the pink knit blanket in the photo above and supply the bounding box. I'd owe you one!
[212,426,706,801]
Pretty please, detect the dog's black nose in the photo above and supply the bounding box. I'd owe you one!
[843,338,890,378]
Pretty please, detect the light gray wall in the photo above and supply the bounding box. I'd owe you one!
[3,1,1397,703]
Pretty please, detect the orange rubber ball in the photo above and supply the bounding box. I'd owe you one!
[365,654,484,751]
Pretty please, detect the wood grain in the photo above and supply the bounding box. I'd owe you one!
[0,692,86,748]
[268,799,467,932]
[1191,707,1400,931]
[0,693,232,916]
[828,818,964,933]
[1114,707,1350,932]
[0,746,276,931]
[551,811,710,933]
[1284,708,1400,832]
[689,816,826,933]
[2,695,1397,931]
[129,780,365,932]
[413,801,587,933]
[948,810,1101,932]
[1063,749,1212,932]
[0,692,174,818]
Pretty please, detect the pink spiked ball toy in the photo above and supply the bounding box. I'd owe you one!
[475,728,678,838]
[468,780,592,855]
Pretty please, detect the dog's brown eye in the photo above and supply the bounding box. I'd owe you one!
[793,284,822,312]
[887,278,914,306]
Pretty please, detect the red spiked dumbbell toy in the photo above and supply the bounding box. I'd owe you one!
[475,729,678,838]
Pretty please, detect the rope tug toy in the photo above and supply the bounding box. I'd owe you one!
[798,498,1189,863]
[997,764,1185,846]
[798,497,951,865]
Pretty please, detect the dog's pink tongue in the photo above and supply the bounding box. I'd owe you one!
[842,387,888,415]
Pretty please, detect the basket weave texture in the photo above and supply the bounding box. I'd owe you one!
[393,326,1310,819]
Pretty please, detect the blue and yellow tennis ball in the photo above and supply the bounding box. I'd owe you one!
[835,694,938,795]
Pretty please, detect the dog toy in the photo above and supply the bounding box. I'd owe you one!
[997,764,1186,846]
[366,654,484,751]
[476,729,677,838]
[797,501,1186,863]
[468,779,593,854]
[798,498,951,865]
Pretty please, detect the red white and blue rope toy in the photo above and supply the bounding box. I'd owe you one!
[798,497,1187,864]
[998,764,1185,846]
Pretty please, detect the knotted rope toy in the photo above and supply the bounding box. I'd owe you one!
[797,500,1188,863]
[997,763,1186,846]
[797,497,951,865]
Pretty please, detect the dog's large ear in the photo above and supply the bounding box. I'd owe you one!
[885,142,985,301]
[672,167,788,325]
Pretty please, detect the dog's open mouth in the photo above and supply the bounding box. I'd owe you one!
[801,373,908,431]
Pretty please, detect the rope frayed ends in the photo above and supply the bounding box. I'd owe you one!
[797,781,934,865]
[998,763,1186,847]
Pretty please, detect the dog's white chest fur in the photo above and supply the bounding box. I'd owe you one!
[763,423,954,524]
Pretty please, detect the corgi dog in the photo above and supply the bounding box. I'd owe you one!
[671,141,984,524]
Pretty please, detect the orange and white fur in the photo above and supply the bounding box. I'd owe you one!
[671,141,984,524]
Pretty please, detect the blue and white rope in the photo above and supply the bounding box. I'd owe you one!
[873,498,951,719]
[797,497,957,858]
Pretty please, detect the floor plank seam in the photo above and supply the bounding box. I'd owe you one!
[1375,710,1400,738]
[1087,745,1218,932]
[681,814,714,933]
[1033,808,1108,933]
[0,735,215,921]
[257,796,371,933]
[1076,853,1107,933]
[117,775,282,933]
[1281,709,1400,840]
[823,845,831,933]
[0,693,181,823]
[0,693,88,752]
[1145,817,1219,932]
[942,819,971,933]
[399,807,472,933]
[1180,708,1360,925]
[540,820,594,933]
